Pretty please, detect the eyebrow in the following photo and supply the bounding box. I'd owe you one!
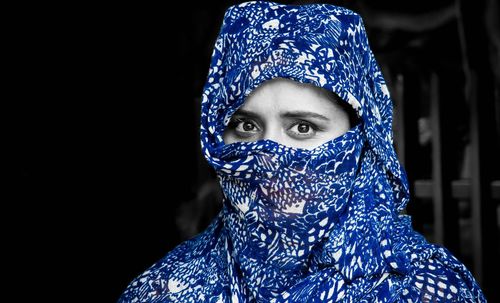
[233,109,330,121]
[232,109,260,119]
[280,111,330,121]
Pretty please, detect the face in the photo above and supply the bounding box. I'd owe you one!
[223,78,353,149]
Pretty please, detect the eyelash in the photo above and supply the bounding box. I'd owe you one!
[227,118,261,138]
[288,120,319,136]
[228,118,258,129]
[228,118,321,139]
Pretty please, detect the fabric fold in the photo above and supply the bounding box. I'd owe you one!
[118,2,486,302]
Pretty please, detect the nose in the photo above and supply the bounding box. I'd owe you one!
[263,126,285,145]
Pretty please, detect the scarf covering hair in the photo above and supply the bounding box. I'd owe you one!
[119,1,486,302]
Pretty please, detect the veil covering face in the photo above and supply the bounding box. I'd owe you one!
[119,2,486,302]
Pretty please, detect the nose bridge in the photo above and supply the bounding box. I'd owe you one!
[263,122,283,144]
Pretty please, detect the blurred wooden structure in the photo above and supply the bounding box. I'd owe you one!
[364,0,500,300]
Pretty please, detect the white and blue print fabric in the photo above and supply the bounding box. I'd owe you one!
[119,1,486,302]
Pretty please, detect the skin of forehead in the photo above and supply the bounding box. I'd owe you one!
[240,78,349,115]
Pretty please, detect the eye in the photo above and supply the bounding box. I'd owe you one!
[297,124,310,133]
[241,121,257,132]
[288,121,317,138]
[228,117,261,138]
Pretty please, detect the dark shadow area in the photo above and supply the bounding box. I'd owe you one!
[9,0,498,301]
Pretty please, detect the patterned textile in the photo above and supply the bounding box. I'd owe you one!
[118,1,486,302]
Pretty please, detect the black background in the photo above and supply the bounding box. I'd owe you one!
[10,3,210,301]
[8,0,498,301]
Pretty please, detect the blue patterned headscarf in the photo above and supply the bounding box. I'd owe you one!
[119,2,486,302]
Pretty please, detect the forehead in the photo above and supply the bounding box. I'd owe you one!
[250,78,331,96]
[238,78,345,113]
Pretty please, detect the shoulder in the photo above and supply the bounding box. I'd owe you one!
[118,214,228,303]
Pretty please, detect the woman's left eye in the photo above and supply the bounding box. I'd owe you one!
[296,123,311,133]
[288,121,317,137]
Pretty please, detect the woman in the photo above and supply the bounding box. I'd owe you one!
[119,1,486,302]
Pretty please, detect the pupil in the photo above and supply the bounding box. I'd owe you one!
[243,122,254,131]
[298,124,309,133]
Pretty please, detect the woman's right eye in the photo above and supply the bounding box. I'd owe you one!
[229,118,260,138]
